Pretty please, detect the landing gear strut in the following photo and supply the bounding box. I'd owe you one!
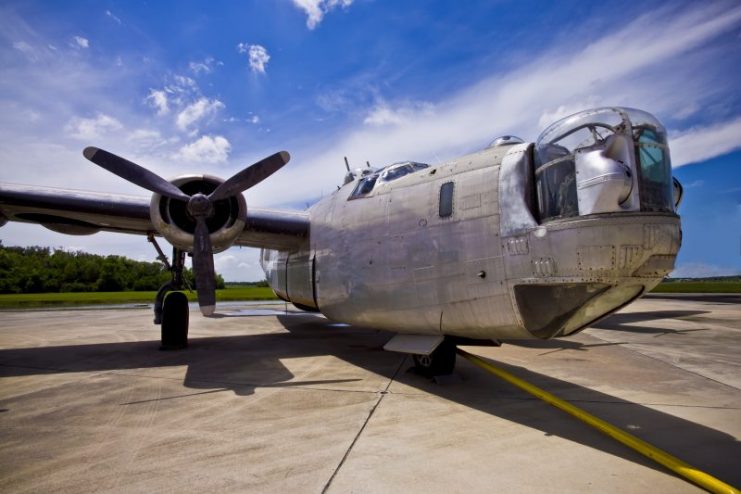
[150,234,190,350]
[413,337,457,376]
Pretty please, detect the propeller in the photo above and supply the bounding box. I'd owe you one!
[83,146,290,316]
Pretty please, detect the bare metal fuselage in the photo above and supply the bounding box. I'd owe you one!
[261,140,681,341]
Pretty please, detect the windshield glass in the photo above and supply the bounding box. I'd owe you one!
[634,126,673,213]
[348,161,429,199]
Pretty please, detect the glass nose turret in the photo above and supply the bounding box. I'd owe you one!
[534,107,678,222]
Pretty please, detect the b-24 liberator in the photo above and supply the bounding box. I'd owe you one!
[0,107,682,375]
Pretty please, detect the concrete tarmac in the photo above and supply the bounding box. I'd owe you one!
[0,294,739,493]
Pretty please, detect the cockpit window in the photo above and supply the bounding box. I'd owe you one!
[349,174,379,199]
[634,126,673,213]
[380,164,411,182]
[379,162,429,183]
[348,161,429,199]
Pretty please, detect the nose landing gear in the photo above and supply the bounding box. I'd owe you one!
[412,338,457,376]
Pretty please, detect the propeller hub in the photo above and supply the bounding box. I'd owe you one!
[83,145,290,317]
[187,193,213,218]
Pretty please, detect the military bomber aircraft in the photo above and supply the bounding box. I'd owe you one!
[0,107,683,375]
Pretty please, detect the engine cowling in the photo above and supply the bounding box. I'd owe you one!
[149,174,247,253]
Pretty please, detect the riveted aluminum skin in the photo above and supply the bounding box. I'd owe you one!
[261,108,681,341]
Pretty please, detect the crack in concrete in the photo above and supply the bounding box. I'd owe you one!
[321,355,407,494]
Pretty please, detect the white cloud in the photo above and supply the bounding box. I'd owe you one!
[249,115,260,124]
[177,135,231,163]
[669,118,741,167]
[175,97,225,131]
[64,113,122,140]
[146,89,169,115]
[237,43,270,73]
[291,0,353,29]
[71,36,89,49]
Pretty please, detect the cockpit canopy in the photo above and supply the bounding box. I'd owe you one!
[349,161,429,199]
[378,161,429,183]
[534,107,675,221]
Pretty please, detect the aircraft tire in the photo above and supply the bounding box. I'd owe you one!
[160,291,189,350]
[412,338,456,376]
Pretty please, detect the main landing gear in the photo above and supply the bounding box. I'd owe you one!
[412,337,457,376]
[149,234,190,350]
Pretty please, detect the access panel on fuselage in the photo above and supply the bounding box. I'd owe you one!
[286,251,316,309]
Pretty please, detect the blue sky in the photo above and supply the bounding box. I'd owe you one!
[1,0,740,280]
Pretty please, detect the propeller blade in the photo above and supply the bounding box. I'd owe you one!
[192,217,216,316]
[83,147,191,202]
[209,151,290,201]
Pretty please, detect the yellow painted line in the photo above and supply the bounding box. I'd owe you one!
[458,349,740,494]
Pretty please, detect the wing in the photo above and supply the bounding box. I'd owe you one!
[0,183,308,251]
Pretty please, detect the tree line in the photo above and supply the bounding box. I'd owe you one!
[0,244,225,293]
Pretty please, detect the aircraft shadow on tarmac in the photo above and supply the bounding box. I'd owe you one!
[591,310,712,336]
[0,312,738,486]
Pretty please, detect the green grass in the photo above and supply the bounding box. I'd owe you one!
[2,280,737,309]
[650,281,741,293]
[0,286,278,309]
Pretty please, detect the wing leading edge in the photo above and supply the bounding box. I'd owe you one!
[0,183,308,251]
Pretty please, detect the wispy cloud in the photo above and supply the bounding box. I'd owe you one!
[237,43,270,73]
[12,40,35,59]
[364,100,434,127]
[189,56,221,75]
[291,0,353,30]
[105,10,122,25]
[244,2,741,207]
[669,118,741,167]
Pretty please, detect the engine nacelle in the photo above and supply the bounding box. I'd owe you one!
[150,174,247,253]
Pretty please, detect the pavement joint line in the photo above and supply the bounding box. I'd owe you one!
[586,333,741,392]
[120,388,230,405]
[459,349,741,494]
[321,355,407,494]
